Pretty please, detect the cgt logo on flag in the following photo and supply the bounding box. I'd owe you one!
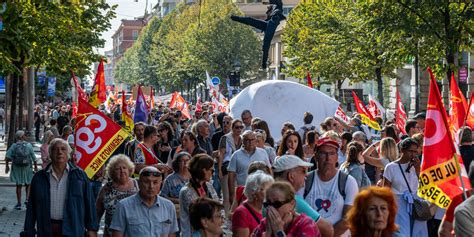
[75,97,129,178]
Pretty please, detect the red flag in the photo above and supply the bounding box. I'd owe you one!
[169,92,191,119]
[71,71,88,101]
[396,90,407,135]
[368,94,385,118]
[75,97,129,178]
[352,91,381,130]
[89,59,106,107]
[466,91,474,129]
[449,73,467,145]
[306,71,313,88]
[418,67,471,208]
[196,97,203,112]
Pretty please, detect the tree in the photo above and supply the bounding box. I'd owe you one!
[284,2,412,103]
[119,0,262,93]
[0,2,115,147]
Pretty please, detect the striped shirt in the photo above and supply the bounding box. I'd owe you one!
[48,164,69,220]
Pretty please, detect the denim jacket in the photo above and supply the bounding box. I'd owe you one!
[22,162,98,237]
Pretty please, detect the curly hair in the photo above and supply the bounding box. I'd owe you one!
[277,130,304,159]
[347,186,398,237]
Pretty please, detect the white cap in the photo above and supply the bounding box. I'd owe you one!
[272,155,313,172]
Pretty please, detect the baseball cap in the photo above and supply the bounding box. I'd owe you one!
[316,137,340,150]
[272,155,313,173]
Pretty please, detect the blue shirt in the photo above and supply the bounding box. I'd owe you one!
[110,193,179,237]
[227,148,270,185]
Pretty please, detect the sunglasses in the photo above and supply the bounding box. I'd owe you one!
[234,125,244,129]
[263,200,291,209]
[141,171,162,177]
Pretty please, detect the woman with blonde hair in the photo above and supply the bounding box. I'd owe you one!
[96,154,138,237]
[363,137,399,169]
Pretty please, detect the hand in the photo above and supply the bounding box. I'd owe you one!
[160,145,171,152]
[218,169,223,179]
[267,206,284,234]
[5,165,9,174]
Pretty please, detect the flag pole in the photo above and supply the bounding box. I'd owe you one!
[428,68,469,201]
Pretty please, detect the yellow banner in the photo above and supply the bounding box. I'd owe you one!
[84,129,129,178]
[418,159,459,208]
[360,114,381,130]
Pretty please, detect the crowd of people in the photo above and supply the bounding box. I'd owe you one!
[3,99,474,237]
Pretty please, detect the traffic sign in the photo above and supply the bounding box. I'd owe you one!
[211,77,220,86]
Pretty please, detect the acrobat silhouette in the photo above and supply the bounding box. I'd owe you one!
[231,0,285,69]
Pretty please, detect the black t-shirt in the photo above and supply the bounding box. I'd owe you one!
[57,115,69,135]
[460,145,474,174]
[34,112,41,126]
[211,130,225,151]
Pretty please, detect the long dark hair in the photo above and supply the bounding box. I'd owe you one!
[277,130,304,159]
[188,153,214,189]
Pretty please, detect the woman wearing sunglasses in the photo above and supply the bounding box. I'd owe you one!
[252,182,320,237]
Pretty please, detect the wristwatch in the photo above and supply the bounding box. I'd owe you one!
[276,231,285,237]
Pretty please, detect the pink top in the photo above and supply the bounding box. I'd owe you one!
[233,202,262,236]
[40,144,49,169]
[251,213,320,237]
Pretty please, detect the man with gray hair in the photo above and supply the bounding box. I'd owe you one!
[194,119,213,156]
[23,138,98,237]
[227,130,270,203]
[110,166,178,237]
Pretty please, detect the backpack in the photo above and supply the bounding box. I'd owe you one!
[12,142,31,166]
[303,170,348,200]
[300,125,316,143]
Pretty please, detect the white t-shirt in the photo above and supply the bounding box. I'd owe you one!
[383,162,418,195]
[305,171,358,225]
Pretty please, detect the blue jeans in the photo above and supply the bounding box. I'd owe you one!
[212,163,221,198]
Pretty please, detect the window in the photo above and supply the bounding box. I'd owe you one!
[283,7,293,17]
[133,30,139,40]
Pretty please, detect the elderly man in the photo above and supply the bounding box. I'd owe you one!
[273,154,334,237]
[228,130,270,202]
[195,119,213,156]
[110,166,178,237]
[23,138,98,237]
[304,137,358,237]
[241,110,253,131]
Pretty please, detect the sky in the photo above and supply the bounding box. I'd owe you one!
[98,0,152,54]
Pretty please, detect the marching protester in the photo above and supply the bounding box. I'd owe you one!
[241,110,253,131]
[96,155,138,237]
[453,162,474,237]
[109,166,179,236]
[346,186,402,237]
[189,198,225,237]
[40,130,55,169]
[124,122,145,161]
[23,138,98,236]
[134,125,172,175]
[179,154,219,236]
[276,130,304,158]
[5,131,38,210]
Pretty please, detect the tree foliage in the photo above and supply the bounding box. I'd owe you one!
[114,0,261,91]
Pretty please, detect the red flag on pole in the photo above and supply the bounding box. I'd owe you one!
[306,71,313,88]
[449,73,467,145]
[352,91,381,130]
[418,67,471,208]
[466,92,474,129]
[169,92,191,119]
[396,90,408,135]
[75,97,130,178]
[89,59,106,107]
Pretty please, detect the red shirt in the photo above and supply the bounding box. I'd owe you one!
[443,191,472,223]
[232,202,262,235]
[252,213,321,237]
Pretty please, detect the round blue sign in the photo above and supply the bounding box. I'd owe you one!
[211,77,220,86]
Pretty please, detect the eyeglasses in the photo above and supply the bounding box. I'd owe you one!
[263,199,291,209]
[317,151,337,158]
[140,170,162,177]
[234,125,244,129]
[223,121,231,125]
[243,138,256,143]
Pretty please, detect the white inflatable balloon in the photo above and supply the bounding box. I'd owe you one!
[229,80,340,142]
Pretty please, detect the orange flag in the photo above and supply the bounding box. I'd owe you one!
[449,73,467,145]
[89,59,106,107]
[419,67,471,208]
[466,91,474,129]
[75,97,129,178]
[396,90,408,135]
[352,91,381,130]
